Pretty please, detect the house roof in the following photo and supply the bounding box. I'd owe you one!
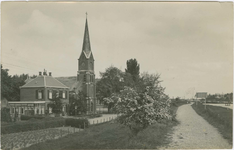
[21,75,69,89]
[56,76,100,92]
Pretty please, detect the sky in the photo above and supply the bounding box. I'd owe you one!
[1,2,233,98]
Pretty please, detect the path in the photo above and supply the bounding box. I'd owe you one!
[162,104,232,149]
[205,103,233,109]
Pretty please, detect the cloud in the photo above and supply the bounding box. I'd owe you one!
[19,10,64,36]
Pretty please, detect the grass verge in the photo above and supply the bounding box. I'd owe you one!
[192,102,233,144]
[22,101,187,149]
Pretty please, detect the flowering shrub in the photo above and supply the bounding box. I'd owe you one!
[107,86,171,135]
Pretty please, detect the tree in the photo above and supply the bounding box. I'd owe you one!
[1,107,12,122]
[10,74,27,101]
[110,86,171,136]
[69,91,87,115]
[96,66,124,112]
[48,91,63,114]
[125,59,140,82]
[1,65,12,100]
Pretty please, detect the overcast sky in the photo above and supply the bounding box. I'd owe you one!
[2,2,233,98]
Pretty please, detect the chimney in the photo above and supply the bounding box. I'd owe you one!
[43,69,47,76]
[49,72,52,76]
[39,72,42,76]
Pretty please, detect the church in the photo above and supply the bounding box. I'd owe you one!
[76,16,97,113]
[7,16,98,116]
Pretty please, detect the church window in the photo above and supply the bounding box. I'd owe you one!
[90,62,93,69]
[84,75,86,82]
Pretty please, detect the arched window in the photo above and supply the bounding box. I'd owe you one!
[90,62,93,69]
[90,75,92,82]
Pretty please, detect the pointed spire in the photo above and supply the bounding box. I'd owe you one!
[82,13,91,56]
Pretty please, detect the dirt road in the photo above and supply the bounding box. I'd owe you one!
[162,104,232,149]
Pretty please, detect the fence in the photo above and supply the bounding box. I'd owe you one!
[88,115,118,125]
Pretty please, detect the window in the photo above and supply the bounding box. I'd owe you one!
[90,62,93,69]
[21,108,24,114]
[36,90,43,99]
[84,75,86,82]
[49,91,52,99]
[38,91,42,99]
[62,91,66,99]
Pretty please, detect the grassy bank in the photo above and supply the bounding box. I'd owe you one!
[23,100,187,149]
[192,102,233,144]
[23,121,175,149]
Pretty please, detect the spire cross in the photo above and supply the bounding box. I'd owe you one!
[86,12,88,18]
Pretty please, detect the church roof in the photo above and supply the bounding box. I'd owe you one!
[21,75,69,89]
[80,17,93,59]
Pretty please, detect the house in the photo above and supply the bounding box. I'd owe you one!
[8,70,69,116]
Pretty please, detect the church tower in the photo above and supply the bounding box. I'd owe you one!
[77,15,96,114]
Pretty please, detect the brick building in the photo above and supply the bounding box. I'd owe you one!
[8,70,69,115]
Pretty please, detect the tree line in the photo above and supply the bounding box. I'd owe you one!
[1,65,37,101]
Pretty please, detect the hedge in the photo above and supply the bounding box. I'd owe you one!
[21,115,45,120]
[1,118,65,134]
[65,118,89,129]
[1,107,12,122]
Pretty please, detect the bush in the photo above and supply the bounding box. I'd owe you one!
[1,118,65,134]
[1,107,12,122]
[65,118,89,128]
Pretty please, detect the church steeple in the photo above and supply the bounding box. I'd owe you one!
[82,13,91,57]
[77,14,96,114]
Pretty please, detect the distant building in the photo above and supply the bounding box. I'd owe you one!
[195,92,207,100]
[8,70,69,115]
